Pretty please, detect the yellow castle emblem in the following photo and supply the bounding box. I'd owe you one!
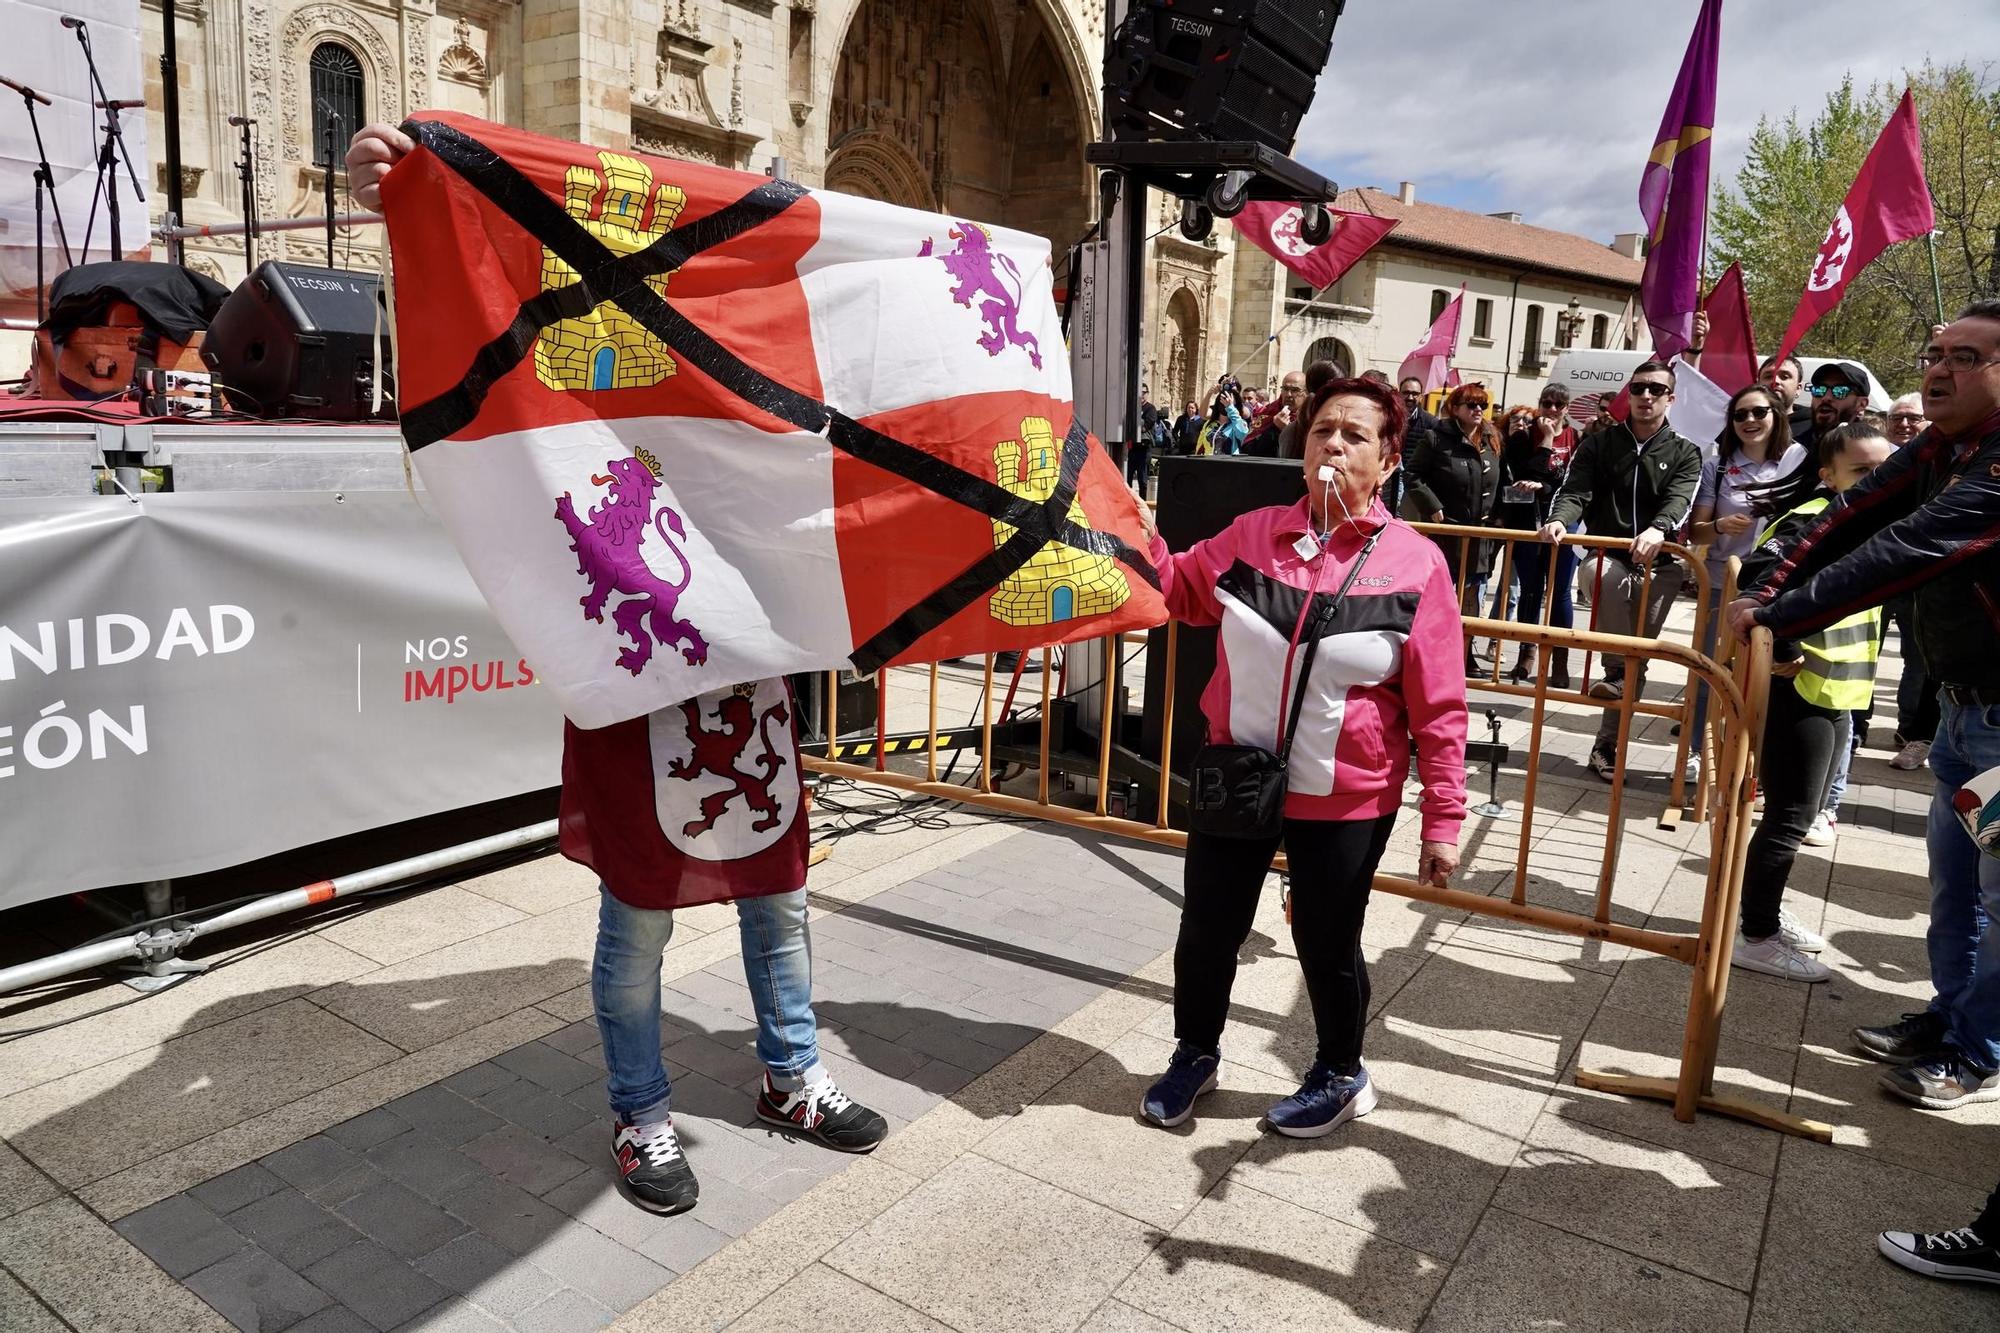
[989,417,1132,627]
[534,151,686,392]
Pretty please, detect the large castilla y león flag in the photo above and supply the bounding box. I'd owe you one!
[379,112,1163,729]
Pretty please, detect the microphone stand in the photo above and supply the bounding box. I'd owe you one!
[8,80,71,320]
[233,117,260,269]
[71,20,146,261]
[319,109,342,268]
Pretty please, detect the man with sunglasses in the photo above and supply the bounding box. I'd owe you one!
[1541,361,1704,780]
[1729,301,2000,1111]
[1807,361,1871,446]
[1399,376,1442,458]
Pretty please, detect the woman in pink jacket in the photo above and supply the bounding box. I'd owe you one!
[1139,375,1469,1137]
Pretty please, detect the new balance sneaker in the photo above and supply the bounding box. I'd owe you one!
[1854,1011,1951,1064]
[1878,1225,2000,1285]
[756,1072,888,1153]
[611,1117,699,1215]
[1266,1062,1377,1138]
[1777,906,1827,953]
[1139,1042,1220,1128]
[1891,739,1932,771]
[1732,933,1832,983]
[1802,811,1837,847]
[1879,1053,2000,1109]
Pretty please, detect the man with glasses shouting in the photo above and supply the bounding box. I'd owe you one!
[1540,361,1703,781]
[1729,301,2000,1111]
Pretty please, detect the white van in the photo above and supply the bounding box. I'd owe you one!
[1545,349,1895,413]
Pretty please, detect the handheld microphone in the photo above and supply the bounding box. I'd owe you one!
[0,75,50,105]
[97,98,144,110]
[60,15,85,28]
[227,114,256,126]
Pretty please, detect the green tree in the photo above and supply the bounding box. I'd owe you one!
[1710,63,2000,395]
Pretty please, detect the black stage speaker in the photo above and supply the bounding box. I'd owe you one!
[1140,455,1307,824]
[203,262,395,420]
[1108,0,1345,153]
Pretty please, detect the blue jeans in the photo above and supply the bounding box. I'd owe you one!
[1824,711,1856,814]
[1923,699,2000,1070]
[1514,538,1577,630]
[591,885,823,1124]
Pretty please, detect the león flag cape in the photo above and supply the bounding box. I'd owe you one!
[381,113,1162,729]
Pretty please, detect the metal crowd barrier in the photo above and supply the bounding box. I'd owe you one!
[802,537,1822,1140]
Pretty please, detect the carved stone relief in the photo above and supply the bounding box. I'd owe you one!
[279,4,400,165]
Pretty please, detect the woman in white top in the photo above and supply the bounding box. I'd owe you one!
[1686,384,1808,761]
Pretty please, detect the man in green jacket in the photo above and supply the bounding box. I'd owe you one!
[1540,360,1705,780]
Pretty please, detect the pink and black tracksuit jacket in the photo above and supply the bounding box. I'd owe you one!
[1150,498,1469,843]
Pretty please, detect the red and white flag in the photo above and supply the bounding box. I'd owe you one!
[1700,262,1759,395]
[380,114,1163,729]
[1231,202,1397,291]
[1397,285,1464,392]
[1773,89,1935,365]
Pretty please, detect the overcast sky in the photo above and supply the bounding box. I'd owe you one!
[1295,0,2000,242]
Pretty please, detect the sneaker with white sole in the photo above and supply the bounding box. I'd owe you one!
[612,1117,699,1215]
[1802,811,1836,847]
[1588,746,1618,782]
[1140,1042,1221,1128]
[1891,739,1932,771]
[1878,1225,2000,1285]
[1266,1062,1377,1138]
[1732,933,1832,982]
[1587,678,1624,701]
[1879,1052,2000,1109]
[756,1072,888,1153]
[1777,906,1827,953]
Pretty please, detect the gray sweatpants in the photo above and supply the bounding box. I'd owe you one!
[1581,553,1684,749]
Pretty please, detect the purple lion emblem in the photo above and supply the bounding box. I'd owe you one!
[918,221,1043,369]
[554,447,709,676]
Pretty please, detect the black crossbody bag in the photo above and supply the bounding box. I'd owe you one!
[1187,529,1383,840]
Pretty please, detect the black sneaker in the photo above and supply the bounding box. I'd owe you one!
[611,1117,698,1215]
[1854,1011,1951,1065]
[1878,1224,2000,1285]
[757,1072,888,1153]
[1588,746,1618,782]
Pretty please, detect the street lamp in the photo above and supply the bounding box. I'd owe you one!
[1556,296,1584,349]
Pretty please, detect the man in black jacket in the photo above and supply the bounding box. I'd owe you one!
[1542,360,1704,779]
[1729,301,2000,1111]
[1759,353,1815,445]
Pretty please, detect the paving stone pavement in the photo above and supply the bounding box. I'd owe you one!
[6,629,1998,1332]
[104,830,1188,1332]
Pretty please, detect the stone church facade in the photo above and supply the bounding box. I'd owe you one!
[133,0,1246,410]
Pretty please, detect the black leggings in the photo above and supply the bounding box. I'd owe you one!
[1741,677,1841,939]
[1173,814,1398,1074]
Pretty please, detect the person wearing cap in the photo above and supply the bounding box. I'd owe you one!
[1727,300,2000,1110]
[1805,361,1870,447]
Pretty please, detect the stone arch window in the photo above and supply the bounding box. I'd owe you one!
[1303,336,1352,377]
[309,41,364,162]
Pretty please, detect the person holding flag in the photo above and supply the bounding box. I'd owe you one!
[345,124,891,1221]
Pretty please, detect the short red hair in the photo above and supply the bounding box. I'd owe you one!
[1302,376,1409,457]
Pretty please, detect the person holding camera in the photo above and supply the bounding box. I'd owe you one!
[1134,376,1468,1138]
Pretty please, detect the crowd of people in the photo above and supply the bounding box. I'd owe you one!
[350,123,1999,1291]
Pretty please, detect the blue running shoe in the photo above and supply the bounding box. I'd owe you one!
[1267,1062,1376,1138]
[1139,1042,1220,1127]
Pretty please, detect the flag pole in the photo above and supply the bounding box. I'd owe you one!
[1224,282,1332,384]
[1926,229,1947,326]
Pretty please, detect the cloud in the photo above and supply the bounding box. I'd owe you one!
[1293,0,2000,242]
